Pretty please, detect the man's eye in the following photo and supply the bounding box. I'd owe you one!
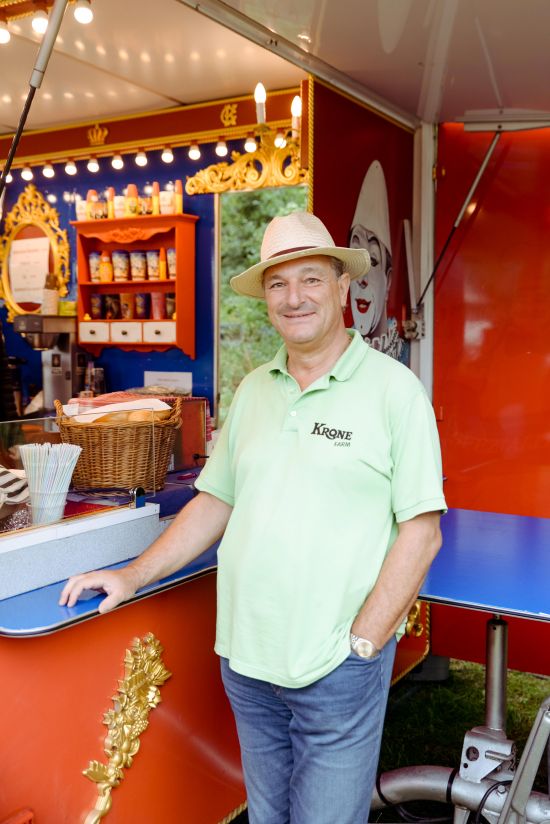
[305,277,321,285]
[268,281,284,289]
[370,255,379,268]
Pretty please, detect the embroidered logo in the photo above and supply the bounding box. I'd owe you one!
[311,422,353,446]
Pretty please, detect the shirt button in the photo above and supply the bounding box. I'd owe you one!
[290,410,297,417]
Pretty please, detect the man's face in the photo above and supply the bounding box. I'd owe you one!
[263,255,350,349]
[349,226,391,338]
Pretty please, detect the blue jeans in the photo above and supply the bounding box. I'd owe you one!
[220,638,396,824]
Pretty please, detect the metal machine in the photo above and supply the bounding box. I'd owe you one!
[12,315,87,410]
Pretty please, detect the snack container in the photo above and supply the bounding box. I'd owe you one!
[88,251,101,282]
[130,250,147,280]
[167,247,176,278]
[90,293,104,319]
[135,293,150,319]
[146,249,160,280]
[112,250,130,281]
[120,292,135,319]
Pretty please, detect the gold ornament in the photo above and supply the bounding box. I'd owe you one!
[87,123,109,147]
[185,130,308,195]
[82,633,171,823]
[220,103,238,127]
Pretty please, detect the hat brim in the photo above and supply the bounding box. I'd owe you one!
[230,246,371,299]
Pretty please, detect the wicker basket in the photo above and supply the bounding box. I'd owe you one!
[54,398,182,491]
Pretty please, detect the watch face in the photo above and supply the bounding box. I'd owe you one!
[352,638,378,659]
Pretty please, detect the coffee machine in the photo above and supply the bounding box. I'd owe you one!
[12,315,88,410]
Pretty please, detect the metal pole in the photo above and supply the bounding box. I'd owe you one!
[0,0,68,198]
[485,616,508,733]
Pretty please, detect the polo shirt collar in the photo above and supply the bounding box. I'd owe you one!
[268,329,368,383]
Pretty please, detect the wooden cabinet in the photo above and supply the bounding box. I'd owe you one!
[72,213,198,357]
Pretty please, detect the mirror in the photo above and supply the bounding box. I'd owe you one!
[0,184,70,321]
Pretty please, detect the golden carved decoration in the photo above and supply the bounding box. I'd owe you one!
[220,102,238,127]
[405,600,425,638]
[185,130,309,195]
[87,123,109,147]
[82,633,171,823]
[0,184,70,321]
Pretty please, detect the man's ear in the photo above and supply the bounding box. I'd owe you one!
[339,271,351,309]
[385,265,393,300]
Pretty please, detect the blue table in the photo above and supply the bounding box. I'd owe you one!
[377,508,550,824]
[421,508,550,621]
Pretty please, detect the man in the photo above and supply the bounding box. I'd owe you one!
[349,159,405,361]
[60,212,446,824]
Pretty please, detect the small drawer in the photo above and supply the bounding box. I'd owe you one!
[142,321,176,343]
[110,322,143,343]
[79,321,110,343]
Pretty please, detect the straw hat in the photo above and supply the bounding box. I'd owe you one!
[230,212,371,299]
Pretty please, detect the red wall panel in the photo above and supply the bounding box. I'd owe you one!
[432,124,550,674]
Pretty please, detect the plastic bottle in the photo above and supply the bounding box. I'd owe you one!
[152,181,160,216]
[174,179,183,214]
[159,247,167,280]
[107,187,115,219]
[125,183,139,216]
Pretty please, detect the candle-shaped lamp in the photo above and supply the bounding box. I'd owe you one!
[254,82,266,124]
[291,94,302,139]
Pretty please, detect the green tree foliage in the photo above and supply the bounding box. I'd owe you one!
[218,185,308,424]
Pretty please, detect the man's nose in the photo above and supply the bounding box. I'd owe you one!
[286,282,305,307]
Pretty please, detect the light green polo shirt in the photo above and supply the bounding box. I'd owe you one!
[195,330,446,688]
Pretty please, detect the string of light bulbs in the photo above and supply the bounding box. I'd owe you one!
[0,84,302,183]
[0,0,93,44]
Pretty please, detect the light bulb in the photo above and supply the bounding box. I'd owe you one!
[21,167,33,181]
[188,143,201,161]
[73,0,93,24]
[254,82,266,124]
[111,154,124,170]
[65,160,77,176]
[87,156,99,173]
[274,130,287,149]
[161,146,174,163]
[4,171,13,183]
[291,95,302,118]
[32,10,49,35]
[42,163,55,178]
[135,150,148,167]
[215,140,228,157]
[0,22,10,44]
[46,193,57,204]
[244,134,257,153]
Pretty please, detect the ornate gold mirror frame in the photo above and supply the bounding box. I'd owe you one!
[0,184,70,321]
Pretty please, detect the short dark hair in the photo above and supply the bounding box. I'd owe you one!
[329,256,345,278]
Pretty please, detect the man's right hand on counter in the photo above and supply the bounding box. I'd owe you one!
[59,566,142,613]
[58,491,232,614]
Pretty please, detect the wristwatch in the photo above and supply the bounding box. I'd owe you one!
[350,633,381,659]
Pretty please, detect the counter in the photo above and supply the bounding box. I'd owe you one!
[0,472,244,824]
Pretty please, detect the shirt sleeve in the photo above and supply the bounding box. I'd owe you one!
[390,389,447,523]
[194,388,240,506]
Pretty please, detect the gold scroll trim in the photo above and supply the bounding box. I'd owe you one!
[185,130,308,195]
[82,632,171,823]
